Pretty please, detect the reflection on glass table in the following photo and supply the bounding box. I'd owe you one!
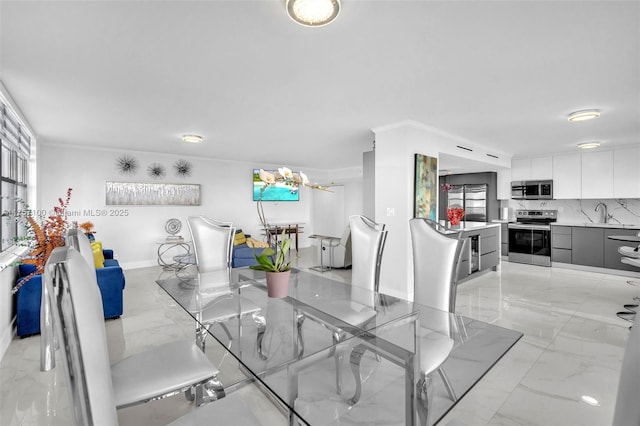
[156,266,522,425]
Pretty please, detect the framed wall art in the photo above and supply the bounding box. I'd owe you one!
[414,154,438,220]
[105,182,201,206]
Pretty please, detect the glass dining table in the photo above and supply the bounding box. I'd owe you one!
[156,266,522,425]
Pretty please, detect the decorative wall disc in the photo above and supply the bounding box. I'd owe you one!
[174,159,192,177]
[148,163,166,179]
[165,218,182,235]
[116,155,138,175]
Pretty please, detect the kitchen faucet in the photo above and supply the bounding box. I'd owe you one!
[595,202,608,223]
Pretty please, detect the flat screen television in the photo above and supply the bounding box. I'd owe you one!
[253,169,300,202]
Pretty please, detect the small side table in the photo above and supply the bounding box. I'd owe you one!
[308,234,341,273]
[157,240,191,270]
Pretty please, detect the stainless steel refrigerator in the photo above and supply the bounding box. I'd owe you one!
[447,184,487,222]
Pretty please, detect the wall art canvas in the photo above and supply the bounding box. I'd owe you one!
[105,182,200,206]
[414,154,438,220]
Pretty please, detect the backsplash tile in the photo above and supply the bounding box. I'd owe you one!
[501,199,640,225]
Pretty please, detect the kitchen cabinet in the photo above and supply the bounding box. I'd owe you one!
[613,147,640,198]
[496,168,511,200]
[511,158,531,181]
[581,151,613,199]
[552,153,581,199]
[511,156,553,181]
[501,223,508,257]
[571,227,604,267]
[458,226,500,283]
[604,228,640,272]
[551,225,572,264]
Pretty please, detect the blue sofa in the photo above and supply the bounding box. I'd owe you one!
[231,231,273,268]
[16,248,126,337]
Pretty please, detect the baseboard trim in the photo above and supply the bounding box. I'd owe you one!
[552,262,640,278]
[0,317,15,361]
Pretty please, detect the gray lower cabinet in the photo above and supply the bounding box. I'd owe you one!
[604,228,640,272]
[501,223,508,257]
[551,225,572,263]
[571,227,604,267]
[458,226,500,282]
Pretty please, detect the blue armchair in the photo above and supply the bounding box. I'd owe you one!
[15,248,126,337]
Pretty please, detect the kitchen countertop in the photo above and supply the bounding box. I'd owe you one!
[439,221,501,231]
[551,222,640,230]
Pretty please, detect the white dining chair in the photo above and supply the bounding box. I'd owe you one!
[44,246,227,425]
[298,215,388,395]
[409,218,467,401]
[349,218,465,423]
[186,216,267,357]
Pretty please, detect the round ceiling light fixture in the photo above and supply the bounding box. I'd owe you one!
[182,134,203,144]
[286,0,341,27]
[568,109,601,122]
[578,141,601,149]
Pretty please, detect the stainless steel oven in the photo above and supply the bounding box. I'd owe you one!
[508,210,557,267]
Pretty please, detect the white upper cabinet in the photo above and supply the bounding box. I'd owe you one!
[531,157,553,179]
[613,147,640,198]
[510,158,531,181]
[581,151,613,199]
[497,168,511,199]
[553,153,581,199]
[511,156,553,181]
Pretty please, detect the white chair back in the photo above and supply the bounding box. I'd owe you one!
[45,246,118,425]
[613,324,640,426]
[349,215,387,292]
[187,216,235,272]
[409,218,465,313]
[66,228,96,271]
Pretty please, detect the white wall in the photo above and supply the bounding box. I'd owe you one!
[373,121,511,300]
[38,143,331,269]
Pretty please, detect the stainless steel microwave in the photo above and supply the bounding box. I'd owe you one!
[511,180,553,200]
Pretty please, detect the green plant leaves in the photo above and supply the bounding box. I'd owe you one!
[249,230,291,272]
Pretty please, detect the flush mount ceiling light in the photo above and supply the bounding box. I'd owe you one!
[286,0,341,27]
[182,134,203,144]
[578,141,601,149]
[568,109,601,122]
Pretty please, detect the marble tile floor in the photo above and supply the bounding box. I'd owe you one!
[0,248,635,425]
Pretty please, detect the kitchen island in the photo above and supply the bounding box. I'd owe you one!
[438,221,502,283]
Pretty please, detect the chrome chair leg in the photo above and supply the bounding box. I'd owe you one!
[348,344,367,405]
[296,313,305,359]
[437,367,457,401]
[333,330,348,395]
[253,313,268,360]
[194,376,226,406]
[415,375,431,426]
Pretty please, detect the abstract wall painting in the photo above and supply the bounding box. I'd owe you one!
[414,154,438,220]
[105,182,200,206]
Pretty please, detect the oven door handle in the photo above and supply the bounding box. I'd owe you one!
[508,224,551,230]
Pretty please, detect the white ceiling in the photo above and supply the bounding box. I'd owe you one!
[1,0,639,173]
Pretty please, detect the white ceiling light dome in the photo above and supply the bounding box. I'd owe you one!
[578,141,601,149]
[286,0,341,27]
[568,109,601,122]
[182,134,203,144]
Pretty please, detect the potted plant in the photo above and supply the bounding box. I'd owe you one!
[13,188,73,294]
[5,188,73,337]
[250,230,292,298]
